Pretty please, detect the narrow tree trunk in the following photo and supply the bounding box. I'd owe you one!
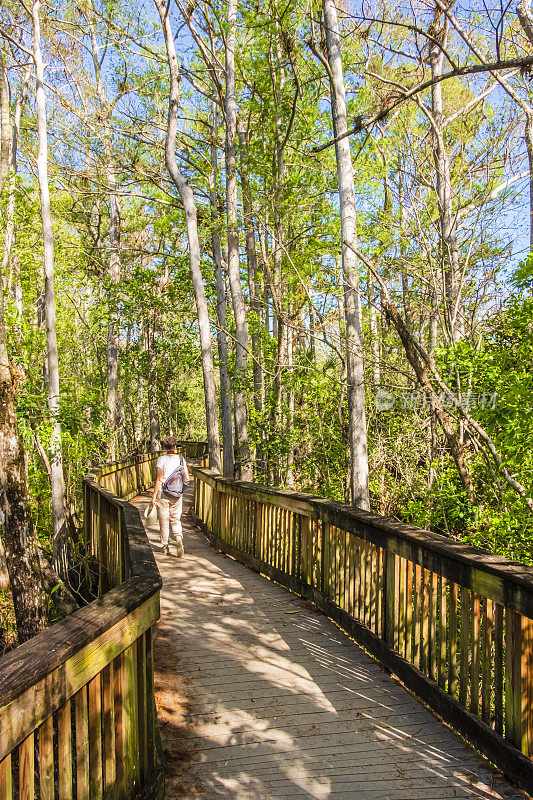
[429,12,462,343]
[237,117,264,419]
[368,271,380,386]
[2,65,29,338]
[322,0,370,510]
[32,0,69,574]
[154,0,221,473]
[0,52,10,196]
[525,112,533,254]
[225,0,252,481]
[210,103,234,477]
[146,318,161,453]
[87,11,123,458]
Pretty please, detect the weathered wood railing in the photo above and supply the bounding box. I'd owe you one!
[192,469,533,794]
[0,443,206,800]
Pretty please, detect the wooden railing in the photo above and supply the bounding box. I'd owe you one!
[0,443,206,800]
[192,468,533,795]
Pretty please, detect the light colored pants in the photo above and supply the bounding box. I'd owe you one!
[157,494,183,546]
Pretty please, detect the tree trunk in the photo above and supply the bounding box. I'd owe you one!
[322,0,370,510]
[237,117,264,419]
[210,103,234,477]
[146,318,161,453]
[525,112,533,254]
[0,52,10,196]
[154,0,221,473]
[0,155,47,642]
[87,10,123,458]
[368,271,380,386]
[225,0,252,481]
[32,0,69,575]
[429,12,463,343]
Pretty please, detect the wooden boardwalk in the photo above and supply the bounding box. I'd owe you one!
[132,487,529,800]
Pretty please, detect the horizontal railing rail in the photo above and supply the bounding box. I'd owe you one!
[191,467,533,795]
[0,443,207,800]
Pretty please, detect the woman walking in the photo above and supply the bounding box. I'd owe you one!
[149,436,191,556]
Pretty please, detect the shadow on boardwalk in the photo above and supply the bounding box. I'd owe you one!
[131,486,528,800]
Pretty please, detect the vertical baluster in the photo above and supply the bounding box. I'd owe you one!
[470,593,481,715]
[448,582,458,697]
[19,734,34,800]
[430,573,438,681]
[437,576,447,689]
[405,560,413,662]
[38,717,54,800]
[0,755,12,800]
[521,615,533,756]
[377,547,384,637]
[421,569,430,674]
[103,661,116,797]
[459,587,470,708]
[481,598,492,724]
[398,558,406,658]
[494,603,504,734]
[89,674,103,800]
[385,551,397,649]
[505,608,522,747]
[58,701,73,800]
[75,687,90,800]
[354,538,361,622]
[413,563,422,668]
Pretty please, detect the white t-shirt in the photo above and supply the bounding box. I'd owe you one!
[156,453,185,484]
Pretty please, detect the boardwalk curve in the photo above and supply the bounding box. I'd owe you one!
[132,487,528,800]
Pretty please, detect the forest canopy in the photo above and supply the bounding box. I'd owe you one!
[1,0,532,642]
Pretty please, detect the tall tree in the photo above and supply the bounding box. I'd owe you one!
[225,0,252,480]
[319,0,370,509]
[154,0,221,472]
[0,47,47,643]
[31,0,69,572]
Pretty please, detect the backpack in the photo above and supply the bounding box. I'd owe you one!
[162,455,186,498]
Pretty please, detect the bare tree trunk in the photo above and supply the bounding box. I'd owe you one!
[154,0,221,473]
[0,49,47,642]
[2,64,30,340]
[210,103,234,477]
[368,271,380,386]
[32,0,69,574]
[237,117,264,420]
[429,12,463,343]
[145,318,161,453]
[322,0,370,510]
[0,52,10,196]
[225,0,252,481]
[525,112,533,254]
[87,9,123,458]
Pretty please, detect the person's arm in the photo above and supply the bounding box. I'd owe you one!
[150,467,164,505]
[184,460,191,484]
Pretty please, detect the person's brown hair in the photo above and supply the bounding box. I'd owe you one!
[161,436,178,451]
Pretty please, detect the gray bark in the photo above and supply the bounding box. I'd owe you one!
[322,0,370,510]
[237,117,264,420]
[32,0,69,574]
[0,54,47,640]
[518,0,533,46]
[154,0,221,472]
[146,318,161,453]
[428,12,463,342]
[210,103,234,477]
[225,0,252,481]
[87,9,123,458]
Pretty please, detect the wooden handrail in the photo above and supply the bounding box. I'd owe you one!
[0,441,207,800]
[192,466,533,796]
